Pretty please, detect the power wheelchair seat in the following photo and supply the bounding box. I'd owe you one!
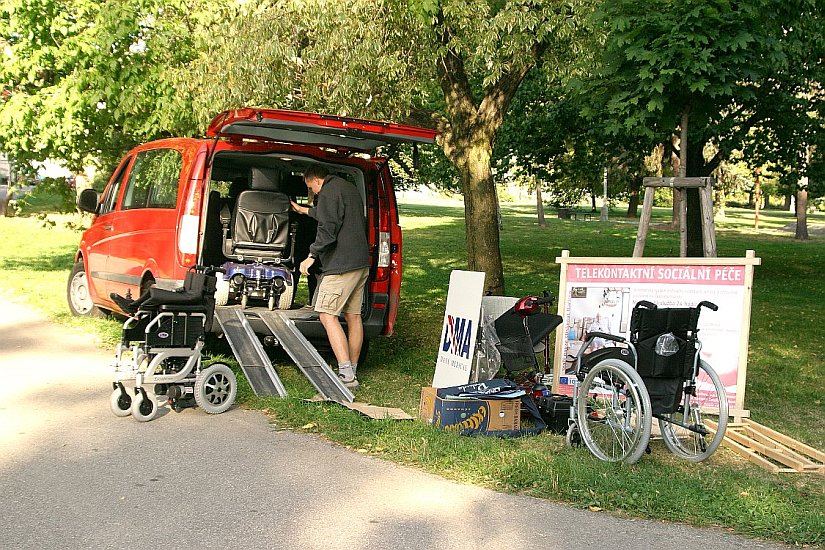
[217,167,297,310]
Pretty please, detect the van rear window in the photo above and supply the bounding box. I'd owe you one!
[122,149,183,210]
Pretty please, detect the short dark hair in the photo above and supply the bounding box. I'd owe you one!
[303,164,329,182]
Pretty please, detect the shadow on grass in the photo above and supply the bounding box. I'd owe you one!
[0,248,76,273]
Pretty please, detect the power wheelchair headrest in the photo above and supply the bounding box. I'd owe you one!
[249,167,281,191]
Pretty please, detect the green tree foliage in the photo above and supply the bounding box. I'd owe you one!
[0,0,223,172]
[582,0,824,252]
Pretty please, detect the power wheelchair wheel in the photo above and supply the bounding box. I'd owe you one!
[278,281,294,310]
[195,362,237,414]
[110,384,132,417]
[215,276,230,306]
[658,360,728,462]
[131,388,159,422]
[577,358,652,464]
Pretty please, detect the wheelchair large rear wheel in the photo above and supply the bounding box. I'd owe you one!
[658,360,728,462]
[577,358,652,464]
[195,362,237,414]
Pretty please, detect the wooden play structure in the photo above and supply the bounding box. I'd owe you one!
[634,176,717,258]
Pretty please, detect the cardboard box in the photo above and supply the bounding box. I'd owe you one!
[419,387,520,435]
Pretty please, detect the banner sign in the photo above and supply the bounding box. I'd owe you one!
[432,270,486,388]
[553,251,760,420]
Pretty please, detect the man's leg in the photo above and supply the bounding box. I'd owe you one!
[319,312,351,365]
[343,312,363,367]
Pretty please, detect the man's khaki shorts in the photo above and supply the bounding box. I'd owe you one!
[314,267,370,316]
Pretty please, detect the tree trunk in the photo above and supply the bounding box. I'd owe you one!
[626,176,640,218]
[454,141,505,294]
[795,148,812,240]
[795,189,809,240]
[683,107,710,258]
[670,135,681,229]
[536,182,545,227]
[431,8,541,295]
[2,174,16,217]
[715,188,726,219]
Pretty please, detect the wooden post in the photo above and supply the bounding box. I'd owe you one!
[700,184,717,257]
[678,188,688,257]
[633,187,655,257]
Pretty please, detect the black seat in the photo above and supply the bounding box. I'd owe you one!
[113,267,219,344]
[629,302,702,414]
[221,167,293,264]
[494,308,563,374]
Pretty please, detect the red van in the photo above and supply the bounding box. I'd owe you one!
[68,108,438,346]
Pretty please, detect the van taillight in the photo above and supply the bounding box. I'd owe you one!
[375,231,390,281]
[378,231,390,267]
[178,166,203,268]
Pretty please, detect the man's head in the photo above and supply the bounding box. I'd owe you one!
[303,164,329,194]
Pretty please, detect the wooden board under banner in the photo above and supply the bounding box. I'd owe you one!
[707,419,825,474]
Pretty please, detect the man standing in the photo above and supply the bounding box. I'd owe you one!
[294,165,369,388]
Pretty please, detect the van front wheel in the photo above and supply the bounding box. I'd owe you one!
[67,261,105,317]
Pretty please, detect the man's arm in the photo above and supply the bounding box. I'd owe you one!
[308,186,343,258]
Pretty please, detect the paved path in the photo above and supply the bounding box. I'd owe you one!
[0,298,785,549]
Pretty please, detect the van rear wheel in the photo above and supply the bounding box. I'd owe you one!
[67,261,106,317]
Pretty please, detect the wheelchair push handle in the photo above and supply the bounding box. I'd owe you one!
[514,293,556,317]
[586,331,627,345]
[699,300,718,311]
[635,300,658,310]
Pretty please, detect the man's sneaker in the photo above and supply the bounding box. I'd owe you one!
[338,373,360,389]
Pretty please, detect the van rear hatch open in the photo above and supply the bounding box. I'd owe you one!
[206,108,439,152]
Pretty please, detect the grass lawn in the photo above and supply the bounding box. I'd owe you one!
[1,202,823,547]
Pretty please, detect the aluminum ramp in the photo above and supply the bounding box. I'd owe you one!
[252,310,354,404]
[213,307,287,397]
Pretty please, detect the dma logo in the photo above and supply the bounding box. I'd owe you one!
[441,315,473,359]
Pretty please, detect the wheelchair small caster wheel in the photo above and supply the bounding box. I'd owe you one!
[566,424,583,448]
[110,385,132,417]
[131,388,158,422]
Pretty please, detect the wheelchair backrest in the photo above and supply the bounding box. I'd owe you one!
[629,303,702,380]
[229,167,292,260]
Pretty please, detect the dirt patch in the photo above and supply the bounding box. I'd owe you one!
[780,222,825,235]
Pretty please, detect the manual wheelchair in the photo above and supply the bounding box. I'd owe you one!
[485,294,728,464]
[570,300,729,463]
[108,265,237,422]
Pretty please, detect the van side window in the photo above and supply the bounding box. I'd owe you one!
[99,158,131,215]
[122,149,183,210]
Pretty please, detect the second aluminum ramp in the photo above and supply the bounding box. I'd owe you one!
[253,310,354,403]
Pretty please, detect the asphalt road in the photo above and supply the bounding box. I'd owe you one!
[0,297,786,550]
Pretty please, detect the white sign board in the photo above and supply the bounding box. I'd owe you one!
[432,270,486,388]
[553,251,760,420]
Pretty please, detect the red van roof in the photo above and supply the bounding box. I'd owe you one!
[206,108,439,152]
